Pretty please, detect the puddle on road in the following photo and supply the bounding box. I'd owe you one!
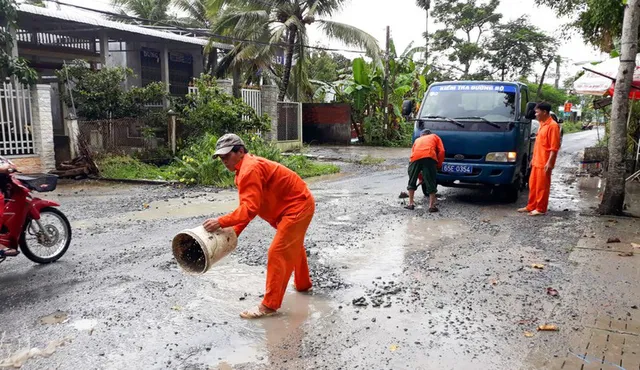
[403,217,468,249]
[324,217,469,286]
[71,193,238,229]
[39,311,69,325]
[181,255,335,367]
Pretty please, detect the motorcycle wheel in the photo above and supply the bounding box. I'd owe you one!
[20,207,72,264]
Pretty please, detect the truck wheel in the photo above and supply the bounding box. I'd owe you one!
[501,177,521,203]
[522,162,530,190]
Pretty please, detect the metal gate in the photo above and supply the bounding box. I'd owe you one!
[276,102,302,142]
[241,89,261,120]
[0,83,35,156]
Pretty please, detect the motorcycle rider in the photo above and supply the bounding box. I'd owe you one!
[0,158,18,257]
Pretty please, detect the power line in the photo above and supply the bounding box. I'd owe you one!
[42,0,371,54]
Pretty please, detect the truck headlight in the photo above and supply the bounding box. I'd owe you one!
[486,152,517,162]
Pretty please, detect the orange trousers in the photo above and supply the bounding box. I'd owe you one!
[262,197,315,310]
[526,167,552,213]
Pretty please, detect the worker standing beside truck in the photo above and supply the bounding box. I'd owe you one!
[405,129,445,212]
[518,102,561,216]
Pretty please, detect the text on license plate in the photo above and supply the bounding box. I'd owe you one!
[442,164,473,174]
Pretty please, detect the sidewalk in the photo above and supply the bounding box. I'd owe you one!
[524,183,640,370]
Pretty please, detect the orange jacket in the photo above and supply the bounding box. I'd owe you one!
[218,155,312,236]
[532,116,561,168]
[410,134,445,166]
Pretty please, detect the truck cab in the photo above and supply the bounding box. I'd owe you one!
[404,81,536,202]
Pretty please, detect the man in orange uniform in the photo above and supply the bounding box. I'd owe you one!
[405,129,445,212]
[203,134,315,319]
[518,102,561,216]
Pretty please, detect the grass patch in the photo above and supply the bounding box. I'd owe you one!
[282,155,340,178]
[562,121,583,134]
[97,155,177,181]
[357,155,385,165]
[97,135,340,185]
[97,153,339,185]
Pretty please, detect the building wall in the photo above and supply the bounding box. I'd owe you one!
[107,41,142,89]
[192,51,204,78]
[106,42,203,92]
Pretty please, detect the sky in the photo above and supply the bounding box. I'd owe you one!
[45,0,607,85]
[304,0,607,82]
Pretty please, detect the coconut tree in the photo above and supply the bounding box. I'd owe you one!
[111,0,175,25]
[208,0,381,101]
[174,0,210,27]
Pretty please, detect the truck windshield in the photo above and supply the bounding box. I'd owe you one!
[419,84,517,131]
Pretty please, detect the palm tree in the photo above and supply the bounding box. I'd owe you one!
[174,0,210,27]
[111,0,175,25]
[209,0,381,101]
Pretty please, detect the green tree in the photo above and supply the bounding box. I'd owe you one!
[526,82,577,109]
[534,0,624,53]
[179,75,270,141]
[307,51,351,83]
[208,0,381,101]
[111,0,175,25]
[174,0,209,27]
[0,0,38,85]
[315,41,435,145]
[56,61,168,120]
[429,0,502,78]
[487,17,556,81]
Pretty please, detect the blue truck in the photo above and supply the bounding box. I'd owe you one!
[402,81,538,202]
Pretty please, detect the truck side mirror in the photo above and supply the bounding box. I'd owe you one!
[524,102,537,120]
[402,100,414,117]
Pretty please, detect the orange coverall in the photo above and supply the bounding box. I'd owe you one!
[410,134,445,166]
[526,116,561,213]
[218,154,314,310]
[412,134,445,184]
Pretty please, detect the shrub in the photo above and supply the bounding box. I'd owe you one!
[171,133,338,186]
[56,61,168,120]
[178,75,271,142]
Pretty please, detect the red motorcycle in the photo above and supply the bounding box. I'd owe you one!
[0,159,71,264]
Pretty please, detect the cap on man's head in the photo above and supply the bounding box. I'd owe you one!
[213,133,245,157]
[420,129,432,136]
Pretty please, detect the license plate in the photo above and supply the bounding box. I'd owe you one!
[442,164,473,174]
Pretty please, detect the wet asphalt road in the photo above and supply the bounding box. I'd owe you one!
[0,129,606,369]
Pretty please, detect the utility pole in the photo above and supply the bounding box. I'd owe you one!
[554,56,561,89]
[425,0,430,62]
[383,26,391,135]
